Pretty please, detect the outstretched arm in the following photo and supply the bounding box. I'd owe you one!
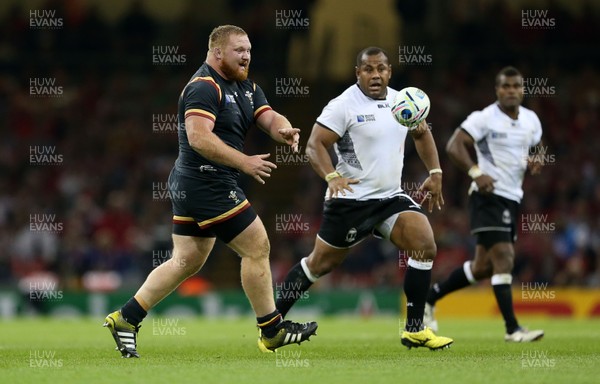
[256,109,300,152]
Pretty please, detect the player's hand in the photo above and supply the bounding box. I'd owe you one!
[278,128,301,153]
[242,153,277,184]
[474,174,495,194]
[418,173,444,212]
[411,119,430,136]
[327,176,360,199]
[527,154,544,175]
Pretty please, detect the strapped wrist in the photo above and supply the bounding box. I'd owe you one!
[325,171,341,182]
[429,168,443,175]
[468,165,483,179]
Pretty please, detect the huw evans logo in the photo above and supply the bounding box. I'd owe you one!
[275,10,309,29]
[153,46,186,65]
[29,78,63,97]
[521,350,556,368]
[275,214,310,233]
[152,182,187,201]
[152,318,187,336]
[30,214,63,233]
[29,10,63,29]
[275,145,309,165]
[152,114,180,133]
[521,214,555,234]
[523,78,556,97]
[398,46,432,65]
[521,282,555,301]
[522,145,556,165]
[30,146,63,165]
[521,10,555,29]
[29,350,63,368]
[275,78,309,97]
[275,350,310,367]
[275,282,309,301]
[29,281,63,301]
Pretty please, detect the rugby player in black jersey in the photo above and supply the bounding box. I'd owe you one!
[104,25,317,357]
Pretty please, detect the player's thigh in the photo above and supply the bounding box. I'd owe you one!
[305,236,350,276]
[172,234,215,270]
[389,211,436,258]
[226,216,270,259]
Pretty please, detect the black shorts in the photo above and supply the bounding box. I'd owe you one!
[468,191,520,245]
[168,168,257,243]
[317,194,424,248]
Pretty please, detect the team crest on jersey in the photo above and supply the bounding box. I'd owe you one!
[245,90,254,108]
[345,228,358,243]
[225,94,236,104]
[502,209,511,224]
[229,190,241,204]
[356,114,375,122]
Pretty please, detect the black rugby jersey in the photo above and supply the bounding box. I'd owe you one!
[175,62,271,182]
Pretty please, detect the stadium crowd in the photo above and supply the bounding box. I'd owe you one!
[1,0,599,294]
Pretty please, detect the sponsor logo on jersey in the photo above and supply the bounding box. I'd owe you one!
[199,165,217,172]
[356,114,375,122]
[377,103,390,109]
[490,130,508,139]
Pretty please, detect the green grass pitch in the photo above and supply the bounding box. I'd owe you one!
[1,316,598,384]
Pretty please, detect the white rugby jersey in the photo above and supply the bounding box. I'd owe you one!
[461,102,542,203]
[316,84,409,200]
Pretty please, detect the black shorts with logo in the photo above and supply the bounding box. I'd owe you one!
[317,194,424,248]
[168,168,257,243]
[468,191,520,244]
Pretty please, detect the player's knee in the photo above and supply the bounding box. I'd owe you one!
[492,249,514,273]
[471,261,493,279]
[408,240,436,262]
[240,236,270,260]
[170,251,204,275]
[423,242,437,262]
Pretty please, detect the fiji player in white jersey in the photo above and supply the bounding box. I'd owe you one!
[424,66,545,342]
[275,47,453,350]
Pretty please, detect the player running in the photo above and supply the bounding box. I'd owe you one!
[424,66,544,342]
[104,25,317,358]
[275,46,453,350]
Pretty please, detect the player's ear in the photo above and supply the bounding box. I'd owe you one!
[214,48,221,59]
[355,66,360,79]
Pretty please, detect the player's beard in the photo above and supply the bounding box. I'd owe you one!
[221,60,249,81]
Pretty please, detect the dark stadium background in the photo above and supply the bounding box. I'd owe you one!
[1,0,598,316]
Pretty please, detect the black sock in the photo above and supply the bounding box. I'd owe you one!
[404,265,431,332]
[275,261,314,318]
[257,310,282,338]
[121,297,147,327]
[492,283,519,334]
[426,265,471,305]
